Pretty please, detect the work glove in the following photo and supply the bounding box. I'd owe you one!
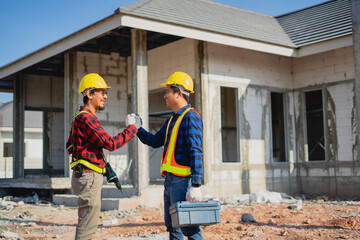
[134,114,143,129]
[186,185,202,201]
[126,113,142,129]
[125,113,136,127]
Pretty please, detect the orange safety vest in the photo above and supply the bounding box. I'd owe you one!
[161,107,200,177]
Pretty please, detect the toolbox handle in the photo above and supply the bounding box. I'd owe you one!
[177,200,221,208]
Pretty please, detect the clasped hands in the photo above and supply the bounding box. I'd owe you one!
[125,113,143,129]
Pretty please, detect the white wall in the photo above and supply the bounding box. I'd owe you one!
[148,38,196,91]
[203,42,293,195]
[293,46,354,88]
[206,42,293,89]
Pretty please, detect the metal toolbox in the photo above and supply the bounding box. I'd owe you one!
[169,200,221,227]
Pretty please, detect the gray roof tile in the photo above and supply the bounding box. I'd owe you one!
[118,0,295,47]
[276,0,352,47]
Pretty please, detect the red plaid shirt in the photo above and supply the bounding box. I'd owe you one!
[66,106,137,169]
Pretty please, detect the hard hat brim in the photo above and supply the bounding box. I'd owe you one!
[161,83,194,93]
[78,86,111,93]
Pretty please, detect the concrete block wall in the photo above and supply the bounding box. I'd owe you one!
[47,111,64,170]
[203,42,294,196]
[207,42,293,89]
[293,46,354,88]
[327,82,354,162]
[291,46,358,198]
[74,51,132,180]
[148,38,196,91]
[202,43,358,198]
[25,75,64,109]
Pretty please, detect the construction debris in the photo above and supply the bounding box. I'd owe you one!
[0,192,359,239]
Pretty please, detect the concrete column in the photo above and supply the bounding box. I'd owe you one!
[352,0,360,160]
[64,51,77,177]
[194,40,204,116]
[131,28,149,193]
[198,42,210,185]
[13,74,25,178]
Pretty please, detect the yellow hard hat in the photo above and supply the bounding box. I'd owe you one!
[78,73,111,93]
[161,72,194,93]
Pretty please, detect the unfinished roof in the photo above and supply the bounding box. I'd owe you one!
[117,0,295,47]
[276,0,352,47]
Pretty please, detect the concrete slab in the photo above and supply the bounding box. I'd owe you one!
[0,178,71,189]
[52,185,164,211]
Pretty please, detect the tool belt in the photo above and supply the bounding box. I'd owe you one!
[70,158,105,174]
[73,164,99,178]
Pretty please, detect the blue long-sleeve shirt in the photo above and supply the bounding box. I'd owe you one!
[137,104,203,185]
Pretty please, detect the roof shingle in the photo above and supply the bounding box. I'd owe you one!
[118,0,295,47]
[276,0,352,47]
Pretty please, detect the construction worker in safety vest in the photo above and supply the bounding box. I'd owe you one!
[66,73,141,240]
[133,71,204,240]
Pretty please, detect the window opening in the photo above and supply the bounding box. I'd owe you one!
[305,90,325,161]
[221,87,239,162]
[271,92,286,162]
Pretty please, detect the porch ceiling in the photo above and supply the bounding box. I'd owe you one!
[0,27,182,90]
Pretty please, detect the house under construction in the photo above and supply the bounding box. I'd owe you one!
[0,0,359,207]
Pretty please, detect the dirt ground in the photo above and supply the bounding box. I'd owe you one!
[1,199,360,240]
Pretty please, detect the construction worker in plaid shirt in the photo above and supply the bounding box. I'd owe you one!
[66,73,141,240]
[134,72,204,240]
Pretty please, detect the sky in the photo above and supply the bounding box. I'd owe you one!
[0,0,327,102]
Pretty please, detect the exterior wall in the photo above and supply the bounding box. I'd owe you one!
[25,75,64,109]
[74,51,131,181]
[148,38,196,91]
[293,46,355,89]
[204,42,294,197]
[292,46,359,198]
[202,43,358,198]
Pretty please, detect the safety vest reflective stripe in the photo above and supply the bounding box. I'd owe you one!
[161,108,193,177]
[70,159,106,174]
[69,110,106,174]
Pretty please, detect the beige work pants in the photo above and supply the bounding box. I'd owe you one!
[71,171,103,240]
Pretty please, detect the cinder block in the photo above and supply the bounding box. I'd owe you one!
[335,62,354,73]
[324,55,345,66]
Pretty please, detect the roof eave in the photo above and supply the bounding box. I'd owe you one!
[296,34,353,57]
[119,14,297,56]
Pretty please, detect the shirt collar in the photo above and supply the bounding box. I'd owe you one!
[175,104,191,116]
[80,106,92,114]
